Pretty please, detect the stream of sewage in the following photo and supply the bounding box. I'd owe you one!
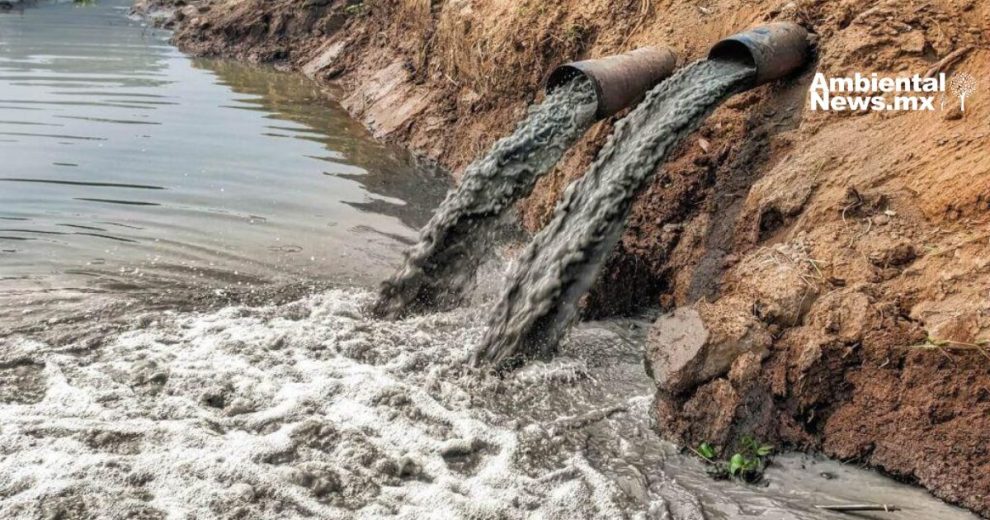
[0,2,979,519]
[475,59,754,366]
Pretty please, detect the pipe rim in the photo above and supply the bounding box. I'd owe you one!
[707,22,811,86]
[546,65,606,119]
[708,40,758,70]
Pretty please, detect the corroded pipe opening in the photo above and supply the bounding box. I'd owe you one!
[709,22,811,87]
[546,47,678,120]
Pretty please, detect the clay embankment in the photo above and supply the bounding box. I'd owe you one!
[137,0,990,515]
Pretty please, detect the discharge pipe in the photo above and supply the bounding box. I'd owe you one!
[546,47,678,120]
[708,22,811,87]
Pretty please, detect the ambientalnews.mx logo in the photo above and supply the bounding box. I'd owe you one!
[809,72,977,112]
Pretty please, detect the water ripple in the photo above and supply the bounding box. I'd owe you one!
[0,178,165,190]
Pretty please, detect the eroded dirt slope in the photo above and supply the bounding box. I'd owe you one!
[135,0,990,515]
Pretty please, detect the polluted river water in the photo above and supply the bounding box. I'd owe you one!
[0,1,980,519]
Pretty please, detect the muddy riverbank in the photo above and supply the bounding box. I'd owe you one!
[131,0,990,515]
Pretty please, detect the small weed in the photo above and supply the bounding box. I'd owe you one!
[696,442,716,459]
[344,1,367,17]
[564,23,589,45]
[692,437,775,483]
[516,1,549,18]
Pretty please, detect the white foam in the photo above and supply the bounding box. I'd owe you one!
[0,288,631,519]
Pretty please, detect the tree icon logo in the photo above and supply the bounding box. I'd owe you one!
[949,73,976,111]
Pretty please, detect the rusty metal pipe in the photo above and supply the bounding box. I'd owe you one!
[546,47,678,120]
[708,22,811,87]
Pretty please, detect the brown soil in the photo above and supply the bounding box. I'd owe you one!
[135,0,990,515]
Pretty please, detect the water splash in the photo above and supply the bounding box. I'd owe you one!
[372,78,598,319]
[0,289,655,519]
[473,60,755,367]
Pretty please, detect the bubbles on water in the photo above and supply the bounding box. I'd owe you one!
[2,288,969,519]
[0,289,637,519]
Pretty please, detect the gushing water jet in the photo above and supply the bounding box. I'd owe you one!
[373,47,678,319]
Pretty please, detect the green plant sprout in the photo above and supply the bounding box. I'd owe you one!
[693,436,775,483]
